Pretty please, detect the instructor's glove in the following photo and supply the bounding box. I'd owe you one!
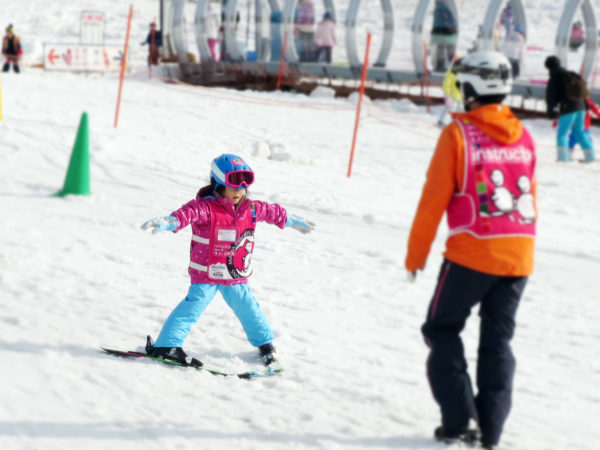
[406,270,417,283]
[285,215,315,234]
[141,216,179,234]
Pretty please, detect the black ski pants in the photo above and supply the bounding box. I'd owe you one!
[421,259,527,446]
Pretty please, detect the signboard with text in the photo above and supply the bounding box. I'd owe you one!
[80,10,105,44]
[43,44,125,72]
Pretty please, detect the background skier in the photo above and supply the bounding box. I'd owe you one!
[141,22,162,66]
[544,55,595,163]
[2,24,21,73]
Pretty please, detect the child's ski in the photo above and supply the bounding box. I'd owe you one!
[100,347,284,379]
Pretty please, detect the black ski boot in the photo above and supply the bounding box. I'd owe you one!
[258,343,277,366]
[434,425,481,446]
[145,335,203,368]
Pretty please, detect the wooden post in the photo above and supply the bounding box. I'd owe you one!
[114,5,134,128]
[347,32,372,178]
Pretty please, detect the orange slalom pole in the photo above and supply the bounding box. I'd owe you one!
[347,32,372,178]
[276,31,289,90]
[114,5,134,128]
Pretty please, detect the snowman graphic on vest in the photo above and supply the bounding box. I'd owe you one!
[515,175,535,224]
[487,169,515,217]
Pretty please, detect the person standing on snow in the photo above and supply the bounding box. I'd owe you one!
[437,56,463,126]
[314,12,336,64]
[544,55,595,163]
[430,0,458,72]
[501,24,525,79]
[141,154,314,368]
[405,51,537,450]
[569,20,585,50]
[295,0,316,62]
[141,22,162,66]
[499,3,514,36]
[2,24,22,73]
[205,2,221,60]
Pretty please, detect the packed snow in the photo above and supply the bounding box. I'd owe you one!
[1,1,600,449]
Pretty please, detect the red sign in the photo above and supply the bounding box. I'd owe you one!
[48,49,60,64]
[43,43,124,72]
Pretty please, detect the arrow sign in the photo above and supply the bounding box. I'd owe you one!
[44,43,124,72]
[48,49,60,64]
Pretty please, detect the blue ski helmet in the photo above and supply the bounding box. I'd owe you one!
[210,154,255,190]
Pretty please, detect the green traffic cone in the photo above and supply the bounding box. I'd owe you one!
[57,112,90,196]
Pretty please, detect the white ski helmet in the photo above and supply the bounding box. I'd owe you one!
[452,51,513,103]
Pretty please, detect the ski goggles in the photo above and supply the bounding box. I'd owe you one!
[225,170,254,189]
[452,64,511,81]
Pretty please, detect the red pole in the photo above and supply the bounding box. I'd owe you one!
[347,32,372,178]
[276,31,289,90]
[114,5,134,129]
[423,41,431,114]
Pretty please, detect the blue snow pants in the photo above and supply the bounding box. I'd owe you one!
[154,283,274,348]
[421,259,528,447]
[557,110,593,150]
[568,128,591,149]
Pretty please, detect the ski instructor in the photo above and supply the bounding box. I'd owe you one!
[405,51,537,449]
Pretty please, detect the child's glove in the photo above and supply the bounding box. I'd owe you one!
[141,216,179,234]
[285,215,315,234]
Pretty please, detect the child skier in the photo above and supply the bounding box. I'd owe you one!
[141,154,314,368]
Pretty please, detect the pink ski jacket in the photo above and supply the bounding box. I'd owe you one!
[171,186,288,285]
[315,19,336,48]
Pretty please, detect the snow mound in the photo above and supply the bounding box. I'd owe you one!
[251,141,315,166]
[310,85,336,98]
[390,98,420,113]
[346,91,372,105]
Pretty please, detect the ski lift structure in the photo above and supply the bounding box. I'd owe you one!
[554,0,597,80]
[479,0,527,50]
[345,0,394,69]
[158,0,600,102]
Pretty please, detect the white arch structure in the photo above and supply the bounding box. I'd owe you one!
[171,0,189,62]
[345,0,394,68]
[164,0,599,81]
[555,0,597,80]
[480,0,527,49]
